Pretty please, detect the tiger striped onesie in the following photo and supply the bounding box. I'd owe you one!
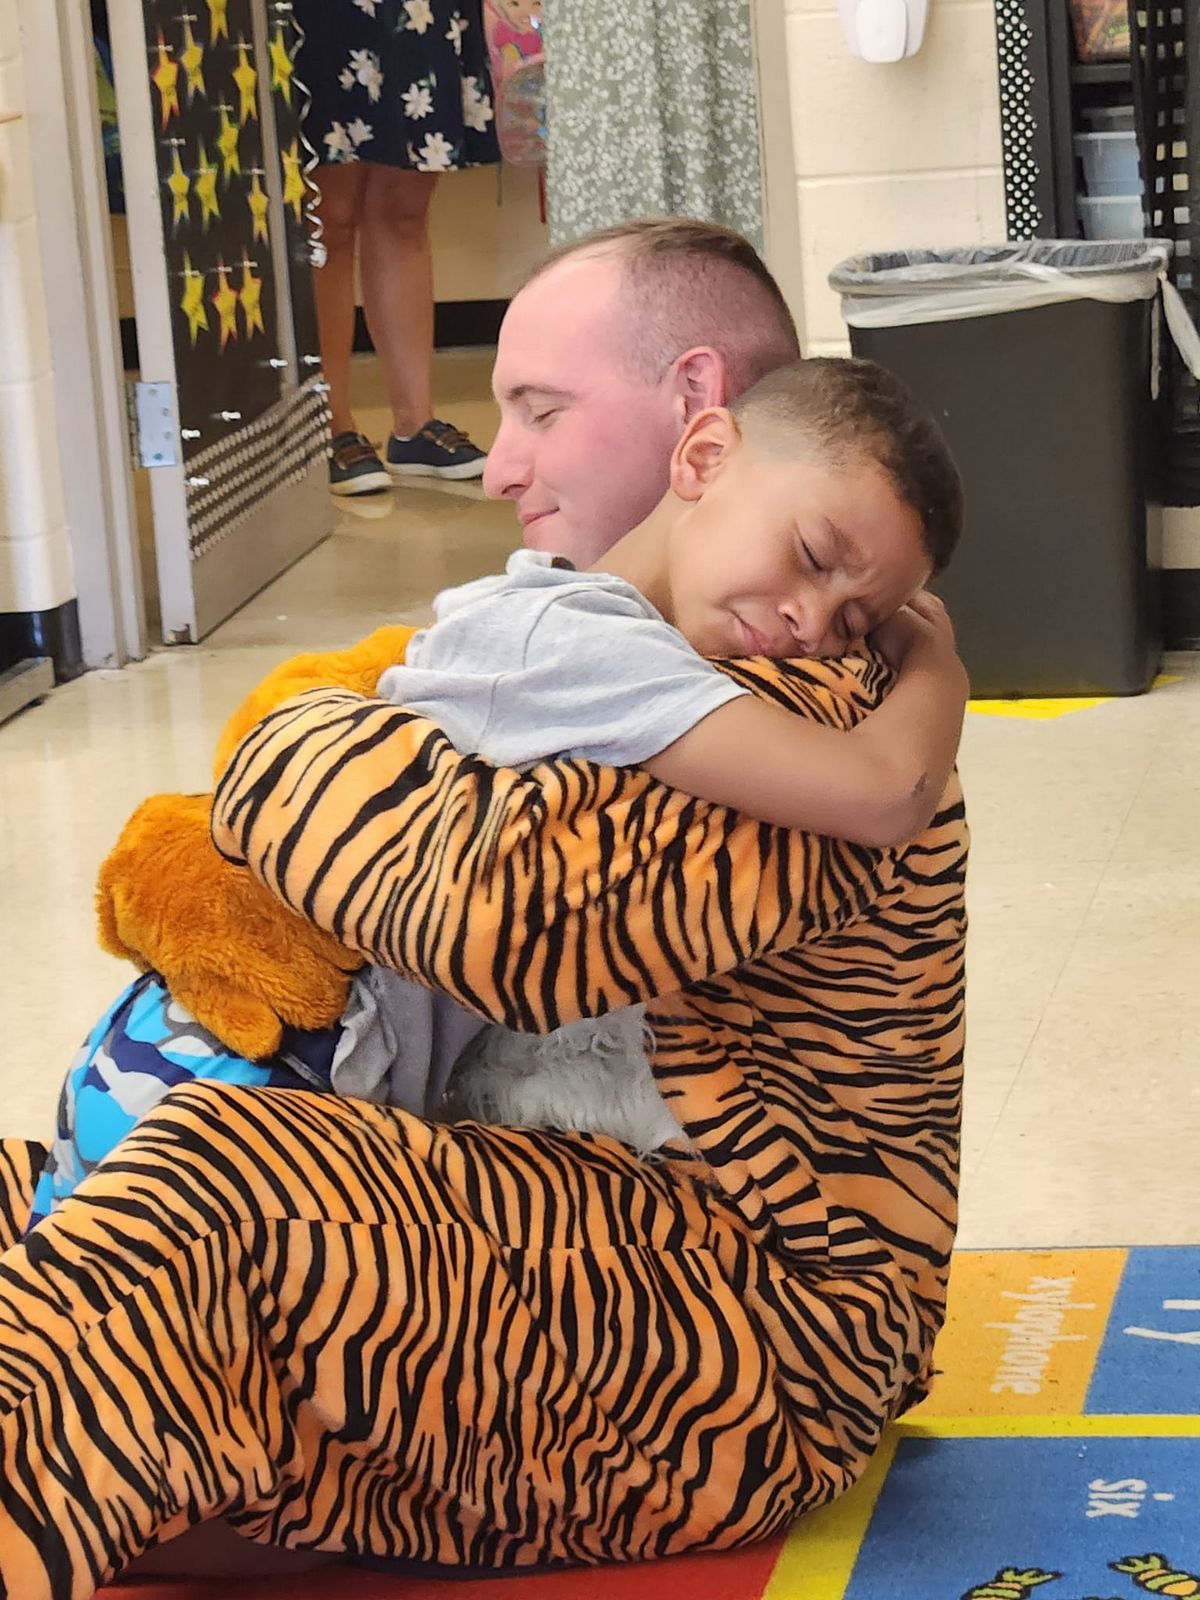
[0,653,966,1598]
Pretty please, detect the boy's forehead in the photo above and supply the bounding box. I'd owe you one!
[767,451,930,582]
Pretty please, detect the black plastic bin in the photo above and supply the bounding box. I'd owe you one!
[828,242,1168,697]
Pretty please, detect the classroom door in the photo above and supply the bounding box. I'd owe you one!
[109,0,330,643]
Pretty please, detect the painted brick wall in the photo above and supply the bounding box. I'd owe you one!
[0,0,73,619]
[784,0,1007,355]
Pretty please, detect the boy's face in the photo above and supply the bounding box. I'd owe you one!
[664,413,932,660]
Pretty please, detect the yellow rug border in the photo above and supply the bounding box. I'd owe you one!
[900,1412,1200,1437]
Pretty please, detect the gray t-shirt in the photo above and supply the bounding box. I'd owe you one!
[376,549,748,769]
[335,549,739,1125]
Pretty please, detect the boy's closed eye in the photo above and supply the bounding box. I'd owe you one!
[798,538,824,573]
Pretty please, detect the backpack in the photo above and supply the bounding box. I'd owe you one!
[483,0,546,167]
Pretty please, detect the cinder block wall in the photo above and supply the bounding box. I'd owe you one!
[0,0,74,652]
[784,0,1006,355]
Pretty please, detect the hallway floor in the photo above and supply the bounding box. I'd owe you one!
[3,353,1198,1254]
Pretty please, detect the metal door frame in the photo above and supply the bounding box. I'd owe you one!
[16,0,145,669]
[107,0,330,644]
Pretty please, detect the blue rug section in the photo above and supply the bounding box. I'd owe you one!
[1086,1247,1200,1416]
[843,1434,1200,1598]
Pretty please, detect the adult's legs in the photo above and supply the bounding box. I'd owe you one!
[310,162,370,438]
[0,1083,813,1597]
[358,166,438,439]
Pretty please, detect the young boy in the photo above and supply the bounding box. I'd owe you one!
[381,357,963,847]
[30,357,965,1226]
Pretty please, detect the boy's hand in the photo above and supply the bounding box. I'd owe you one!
[871,591,959,672]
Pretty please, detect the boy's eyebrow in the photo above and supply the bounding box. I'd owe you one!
[824,519,856,564]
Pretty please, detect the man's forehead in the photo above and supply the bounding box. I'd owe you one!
[495,257,626,374]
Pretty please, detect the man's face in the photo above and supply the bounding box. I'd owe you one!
[665,425,932,661]
[484,257,693,569]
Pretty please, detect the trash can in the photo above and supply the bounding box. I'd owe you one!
[828,242,1169,697]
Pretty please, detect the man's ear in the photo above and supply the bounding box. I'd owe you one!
[669,407,741,503]
[670,346,728,423]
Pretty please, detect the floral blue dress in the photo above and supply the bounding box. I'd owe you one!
[295,0,501,171]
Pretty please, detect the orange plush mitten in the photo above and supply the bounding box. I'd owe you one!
[95,624,418,1059]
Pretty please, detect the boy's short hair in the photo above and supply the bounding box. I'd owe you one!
[730,357,963,574]
[520,218,801,399]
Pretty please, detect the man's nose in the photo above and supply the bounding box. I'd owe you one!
[481,417,530,501]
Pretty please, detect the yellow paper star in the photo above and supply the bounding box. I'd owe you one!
[281,138,306,222]
[233,40,259,124]
[150,34,180,129]
[238,256,265,338]
[166,147,191,227]
[216,106,241,180]
[211,260,240,349]
[268,27,295,105]
[180,254,208,345]
[206,0,229,43]
[180,20,205,102]
[194,138,221,228]
[247,170,270,244]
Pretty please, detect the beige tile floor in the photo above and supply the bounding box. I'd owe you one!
[2,352,1198,1254]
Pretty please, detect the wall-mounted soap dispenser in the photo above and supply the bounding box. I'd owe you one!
[837,0,928,62]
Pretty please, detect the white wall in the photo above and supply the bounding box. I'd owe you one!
[0,0,73,619]
[429,163,547,304]
[784,0,1007,356]
[1165,506,1200,572]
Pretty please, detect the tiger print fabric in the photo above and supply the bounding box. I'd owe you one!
[0,1138,44,1253]
[0,655,966,1595]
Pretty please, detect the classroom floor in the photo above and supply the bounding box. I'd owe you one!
[3,348,1199,1267]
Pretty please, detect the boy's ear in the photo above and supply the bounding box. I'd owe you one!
[669,407,741,503]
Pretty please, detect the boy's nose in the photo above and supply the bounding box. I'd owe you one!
[481,418,530,501]
[780,593,839,654]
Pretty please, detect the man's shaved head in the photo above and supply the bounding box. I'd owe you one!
[521,217,800,397]
[486,219,801,568]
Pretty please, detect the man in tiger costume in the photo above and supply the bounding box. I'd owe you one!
[0,219,968,1594]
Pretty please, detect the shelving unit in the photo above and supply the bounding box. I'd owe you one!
[1131,0,1200,505]
[994,0,1138,241]
[1071,62,1133,84]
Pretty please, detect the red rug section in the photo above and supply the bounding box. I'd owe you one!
[104,1537,787,1600]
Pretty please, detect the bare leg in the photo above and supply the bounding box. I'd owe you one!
[120,1518,339,1579]
[311,162,369,438]
[359,166,439,439]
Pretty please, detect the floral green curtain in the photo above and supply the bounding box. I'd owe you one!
[541,0,764,252]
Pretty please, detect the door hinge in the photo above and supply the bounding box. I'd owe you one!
[126,381,180,469]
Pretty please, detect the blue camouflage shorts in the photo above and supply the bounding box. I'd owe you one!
[28,971,339,1231]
